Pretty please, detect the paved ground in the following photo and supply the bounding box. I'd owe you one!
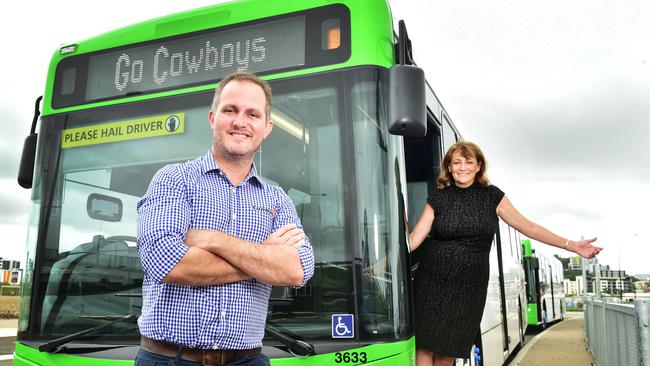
[510,313,595,366]
[0,319,17,366]
[0,320,16,337]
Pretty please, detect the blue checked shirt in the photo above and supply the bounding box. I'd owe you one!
[136,151,315,349]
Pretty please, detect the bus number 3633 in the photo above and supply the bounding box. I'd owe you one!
[334,351,367,363]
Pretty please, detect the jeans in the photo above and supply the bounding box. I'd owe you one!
[135,349,271,366]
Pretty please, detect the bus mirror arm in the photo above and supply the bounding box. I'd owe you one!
[388,65,426,137]
[17,96,42,189]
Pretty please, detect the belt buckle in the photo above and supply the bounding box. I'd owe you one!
[202,349,226,366]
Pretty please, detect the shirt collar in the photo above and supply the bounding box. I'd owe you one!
[199,151,264,188]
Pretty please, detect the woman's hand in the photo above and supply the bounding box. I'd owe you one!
[569,237,602,259]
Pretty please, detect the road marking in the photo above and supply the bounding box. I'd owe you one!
[0,354,13,360]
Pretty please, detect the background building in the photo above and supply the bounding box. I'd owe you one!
[634,280,650,293]
[0,258,22,285]
[568,256,583,270]
[563,257,639,296]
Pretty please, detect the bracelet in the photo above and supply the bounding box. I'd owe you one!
[563,239,570,250]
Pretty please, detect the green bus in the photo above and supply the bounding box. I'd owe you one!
[15,0,467,364]
[522,239,565,327]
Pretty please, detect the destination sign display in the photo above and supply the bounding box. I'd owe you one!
[52,4,351,108]
[85,16,305,100]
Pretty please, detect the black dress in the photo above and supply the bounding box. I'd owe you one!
[413,183,504,358]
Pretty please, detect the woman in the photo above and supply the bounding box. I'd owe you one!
[409,141,601,366]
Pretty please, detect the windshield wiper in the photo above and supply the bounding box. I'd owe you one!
[38,314,138,353]
[264,323,314,356]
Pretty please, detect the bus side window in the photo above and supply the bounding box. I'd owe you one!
[442,114,457,151]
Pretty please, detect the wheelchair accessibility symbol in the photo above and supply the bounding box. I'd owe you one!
[331,314,354,338]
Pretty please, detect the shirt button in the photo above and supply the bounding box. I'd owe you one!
[231,213,236,220]
[231,187,236,193]
[221,311,226,319]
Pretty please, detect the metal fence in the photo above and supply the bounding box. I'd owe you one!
[0,285,20,296]
[584,298,650,366]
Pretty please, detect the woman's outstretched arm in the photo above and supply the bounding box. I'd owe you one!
[496,195,602,259]
[409,202,435,252]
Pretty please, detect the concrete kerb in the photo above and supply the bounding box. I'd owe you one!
[509,325,553,365]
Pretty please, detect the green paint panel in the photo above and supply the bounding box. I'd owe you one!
[14,342,134,366]
[527,303,540,325]
[522,239,533,257]
[14,338,415,366]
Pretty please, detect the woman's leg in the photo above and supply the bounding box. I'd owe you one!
[431,352,455,366]
[416,348,434,366]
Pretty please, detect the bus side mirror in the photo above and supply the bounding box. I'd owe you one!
[17,133,37,189]
[87,193,123,222]
[388,64,426,137]
[18,96,42,189]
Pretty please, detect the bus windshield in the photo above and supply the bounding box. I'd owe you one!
[20,67,412,346]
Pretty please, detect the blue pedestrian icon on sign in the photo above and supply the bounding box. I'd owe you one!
[331,314,354,338]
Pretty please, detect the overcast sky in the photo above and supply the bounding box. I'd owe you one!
[2,0,648,275]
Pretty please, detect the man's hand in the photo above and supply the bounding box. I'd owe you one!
[264,224,305,248]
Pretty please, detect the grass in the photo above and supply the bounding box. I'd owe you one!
[566,307,584,312]
[0,296,20,319]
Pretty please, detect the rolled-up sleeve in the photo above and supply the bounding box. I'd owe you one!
[137,165,190,283]
[273,189,315,288]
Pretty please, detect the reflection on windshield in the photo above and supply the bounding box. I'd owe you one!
[32,94,213,338]
[257,84,355,340]
[352,80,411,339]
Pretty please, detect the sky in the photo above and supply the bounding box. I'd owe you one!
[2,0,648,275]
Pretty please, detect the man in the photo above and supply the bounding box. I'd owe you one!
[136,71,315,366]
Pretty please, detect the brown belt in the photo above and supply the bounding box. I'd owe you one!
[140,336,261,365]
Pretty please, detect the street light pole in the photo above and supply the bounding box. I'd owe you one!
[631,233,639,300]
[582,256,587,301]
[619,241,623,301]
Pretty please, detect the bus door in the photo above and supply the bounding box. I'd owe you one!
[523,256,541,323]
[494,228,509,352]
[549,265,556,319]
[404,112,441,274]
